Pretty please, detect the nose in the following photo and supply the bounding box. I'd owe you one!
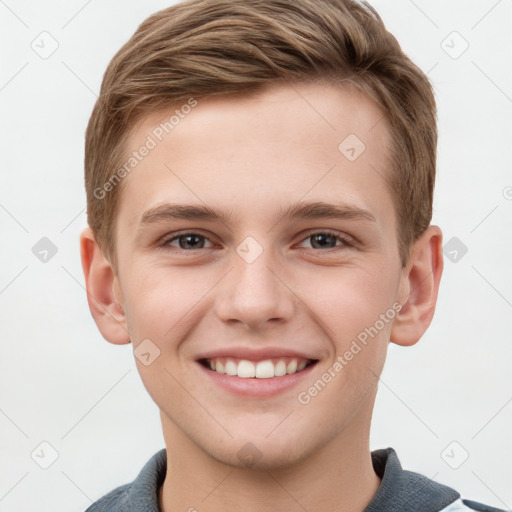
[214,245,296,330]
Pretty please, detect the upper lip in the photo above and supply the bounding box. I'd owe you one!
[197,347,318,361]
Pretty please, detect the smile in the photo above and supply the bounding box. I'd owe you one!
[200,357,314,379]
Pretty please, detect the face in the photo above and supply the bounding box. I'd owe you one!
[111,81,407,469]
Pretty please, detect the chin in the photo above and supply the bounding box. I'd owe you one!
[205,434,317,472]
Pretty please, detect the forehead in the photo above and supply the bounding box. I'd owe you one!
[116,80,393,232]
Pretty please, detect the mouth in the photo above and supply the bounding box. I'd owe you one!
[194,346,321,397]
[198,357,317,379]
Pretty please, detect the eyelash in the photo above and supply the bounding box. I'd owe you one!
[159,230,355,253]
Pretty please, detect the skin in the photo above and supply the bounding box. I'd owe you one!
[81,80,443,512]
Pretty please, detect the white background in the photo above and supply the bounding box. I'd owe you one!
[1,1,511,510]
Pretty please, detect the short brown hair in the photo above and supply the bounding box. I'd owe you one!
[84,0,437,269]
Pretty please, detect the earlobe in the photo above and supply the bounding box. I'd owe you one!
[80,227,130,345]
[390,225,443,347]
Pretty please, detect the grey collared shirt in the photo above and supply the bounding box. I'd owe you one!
[84,447,507,512]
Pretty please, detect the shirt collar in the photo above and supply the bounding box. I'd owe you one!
[123,446,460,512]
[364,447,460,511]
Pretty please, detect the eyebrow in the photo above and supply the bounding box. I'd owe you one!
[139,201,376,228]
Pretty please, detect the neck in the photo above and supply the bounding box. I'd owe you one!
[158,403,381,512]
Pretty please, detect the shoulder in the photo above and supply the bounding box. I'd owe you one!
[367,448,508,512]
[441,498,509,512]
[84,448,167,512]
[84,483,132,512]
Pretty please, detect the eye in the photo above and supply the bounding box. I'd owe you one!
[297,230,354,250]
[162,232,214,250]
[159,230,354,253]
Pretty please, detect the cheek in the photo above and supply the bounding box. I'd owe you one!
[121,262,210,339]
[303,264,398,344]
[294,268,395,422]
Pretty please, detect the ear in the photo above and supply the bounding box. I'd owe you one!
[390,225,443,346]
[80,227,130,345]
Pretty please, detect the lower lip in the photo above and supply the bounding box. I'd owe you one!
[196,361,318,398]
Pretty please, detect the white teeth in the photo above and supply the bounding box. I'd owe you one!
[286,360,297,374]
[206,357,311,378]
[274,360,287,376]
[225,359,237,376]
[297,360,307,372]
[255,360,274,379]
[237,360,255,378]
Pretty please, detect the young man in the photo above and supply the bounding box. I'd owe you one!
[79,0,506,510]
